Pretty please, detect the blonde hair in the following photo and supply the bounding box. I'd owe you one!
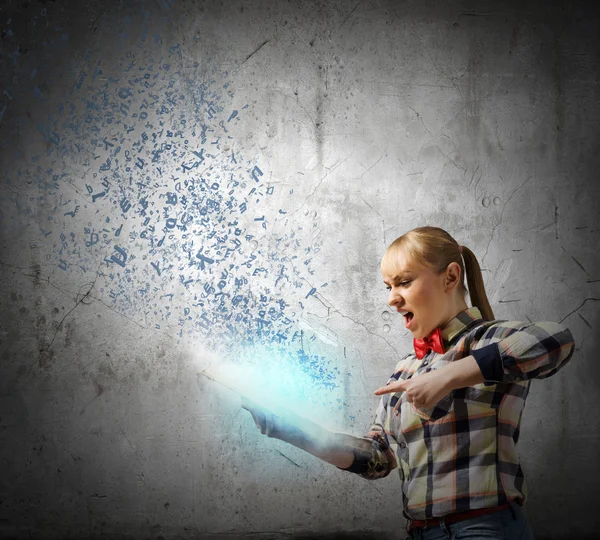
[380,226,495,321]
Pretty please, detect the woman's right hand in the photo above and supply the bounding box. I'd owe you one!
[241,397,330,449]
[241,397,284,439]
[240,397,356,469]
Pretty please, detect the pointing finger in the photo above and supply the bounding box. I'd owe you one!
[374,379,408,396]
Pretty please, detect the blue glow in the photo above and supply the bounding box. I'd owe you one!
[202,344,342,421]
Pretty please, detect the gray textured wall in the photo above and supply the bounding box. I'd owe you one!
[1,0,599,538]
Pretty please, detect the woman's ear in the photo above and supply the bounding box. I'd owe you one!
[444,262,461,290]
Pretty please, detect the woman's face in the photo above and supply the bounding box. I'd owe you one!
[383,252,462,339]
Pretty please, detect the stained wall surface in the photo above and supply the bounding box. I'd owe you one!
[1,0,599,538]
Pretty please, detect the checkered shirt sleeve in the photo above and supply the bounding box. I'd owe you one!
[470,320,576,385]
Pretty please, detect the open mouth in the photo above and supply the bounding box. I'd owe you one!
[403,312,414,328]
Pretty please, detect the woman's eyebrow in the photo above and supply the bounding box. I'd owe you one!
[384,272,413,285]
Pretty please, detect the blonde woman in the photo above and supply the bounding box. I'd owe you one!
[243,226,575,540]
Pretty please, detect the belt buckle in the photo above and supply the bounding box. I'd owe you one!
[423,519,429,530]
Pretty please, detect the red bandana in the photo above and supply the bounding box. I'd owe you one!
[413,327,445,359]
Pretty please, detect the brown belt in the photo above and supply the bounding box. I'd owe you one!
[407,503,510,531]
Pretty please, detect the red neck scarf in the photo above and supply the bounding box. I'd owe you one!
[413,327,445,359]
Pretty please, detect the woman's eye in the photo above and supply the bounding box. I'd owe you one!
[386,281,410,291]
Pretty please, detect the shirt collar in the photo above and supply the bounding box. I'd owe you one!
[440,306,484,346]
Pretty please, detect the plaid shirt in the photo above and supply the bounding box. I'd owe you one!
[344,306,575,520]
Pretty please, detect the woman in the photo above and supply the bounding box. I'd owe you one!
[242,226,575,539]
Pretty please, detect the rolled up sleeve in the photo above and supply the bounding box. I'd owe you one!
[471,321,576,385]
[338,371,401,479]
[338,429,397,479]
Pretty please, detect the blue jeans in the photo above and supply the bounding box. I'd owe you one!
[405,502,535,539]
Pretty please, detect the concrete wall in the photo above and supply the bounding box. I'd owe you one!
[1,0,598,538]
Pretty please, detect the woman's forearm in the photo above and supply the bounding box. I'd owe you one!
[297,432,355,468]
[444,354,486,390]
[243,400,355,468]
[275,413,356,469]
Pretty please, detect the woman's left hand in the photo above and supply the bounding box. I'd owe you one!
[374,368,452,410]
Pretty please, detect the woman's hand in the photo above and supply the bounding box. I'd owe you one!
[374,368,453,410]
[241,397,320,445]
[241,397,283,438]
[240,397,355,468]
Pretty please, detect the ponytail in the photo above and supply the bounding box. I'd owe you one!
[460,245,495,320]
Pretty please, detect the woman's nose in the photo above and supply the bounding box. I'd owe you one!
[387,292,399,306]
